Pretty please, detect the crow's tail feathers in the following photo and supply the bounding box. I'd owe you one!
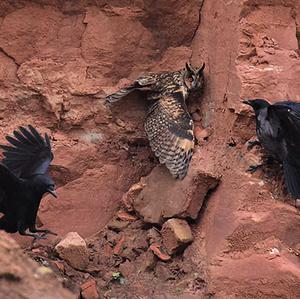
[283,160,300,199]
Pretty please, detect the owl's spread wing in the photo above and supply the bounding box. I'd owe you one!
[106,75,158,103]
[145,93,194,179]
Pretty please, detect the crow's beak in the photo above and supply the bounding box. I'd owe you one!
[47,187,57,198]
[243,99,252,106]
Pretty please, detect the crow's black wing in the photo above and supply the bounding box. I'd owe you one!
[273,101,300,125]
[270,102,300,159]
[269,102,300,198]
[0,163,22,213]
[0,125,53,178]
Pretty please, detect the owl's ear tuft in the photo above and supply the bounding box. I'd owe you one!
[197,63,205,75]
[185,62,194,75]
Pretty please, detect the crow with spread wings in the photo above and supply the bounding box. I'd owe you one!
[244,99,300,199]
[0,125,57,240]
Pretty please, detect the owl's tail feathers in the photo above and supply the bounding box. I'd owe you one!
[106,83,138,103]
[146,124,194,180]
[165,136,194,180]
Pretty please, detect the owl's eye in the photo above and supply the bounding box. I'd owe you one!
[188,77,193,82]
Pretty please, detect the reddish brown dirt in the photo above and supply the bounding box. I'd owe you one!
[0,232,75,299]
[0,0,300,298]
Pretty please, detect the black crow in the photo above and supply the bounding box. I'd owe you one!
[0,125,57,240]
[244,98,300,198]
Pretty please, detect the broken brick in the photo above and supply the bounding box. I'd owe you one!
[51,261,65,273]
[113,235,125,255]
[80,279,100,299]
[161,218,194,255]
[194,126,212,142]
[116,210,138,222]
[150,243,171,262]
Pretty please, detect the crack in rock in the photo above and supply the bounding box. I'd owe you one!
[0,46,20,66]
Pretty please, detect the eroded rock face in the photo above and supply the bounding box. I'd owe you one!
[0,1,201,248]
[55,232,89,270]
[1,0,300,298]
[0,232,75,299]
[132,165,219,224]
[191,1,300,298]
[236,1,300,110]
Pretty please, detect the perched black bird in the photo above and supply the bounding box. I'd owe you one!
[244,98,300,198]
[0,125,57,240]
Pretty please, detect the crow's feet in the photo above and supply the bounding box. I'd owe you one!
[19,230,47,239]
[40,229,57,237]
[246,164,263,173]
[30,228,57,238]
[29,234,48,249]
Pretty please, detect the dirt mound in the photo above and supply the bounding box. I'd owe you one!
[0,232,75,299]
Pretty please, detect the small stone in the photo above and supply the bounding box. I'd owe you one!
[31,248,42,254]
[113,235,126,255]
[116,210,138,222]
[161,219,194,255]
[194,127,212,141]
[116,118,125,128]
[35,266,53,277]
[149,243,171,261]
[52,261,65,273]
[122,182,146,211]
[147,227,162,245]
[141,250,157,271]
[55,232,89,270]
[80,279,100,299]
[132,232,148,251]
[107,219,129,232]
[104,230,118,246]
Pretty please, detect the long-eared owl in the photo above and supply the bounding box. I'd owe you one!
[106,62,205,179]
